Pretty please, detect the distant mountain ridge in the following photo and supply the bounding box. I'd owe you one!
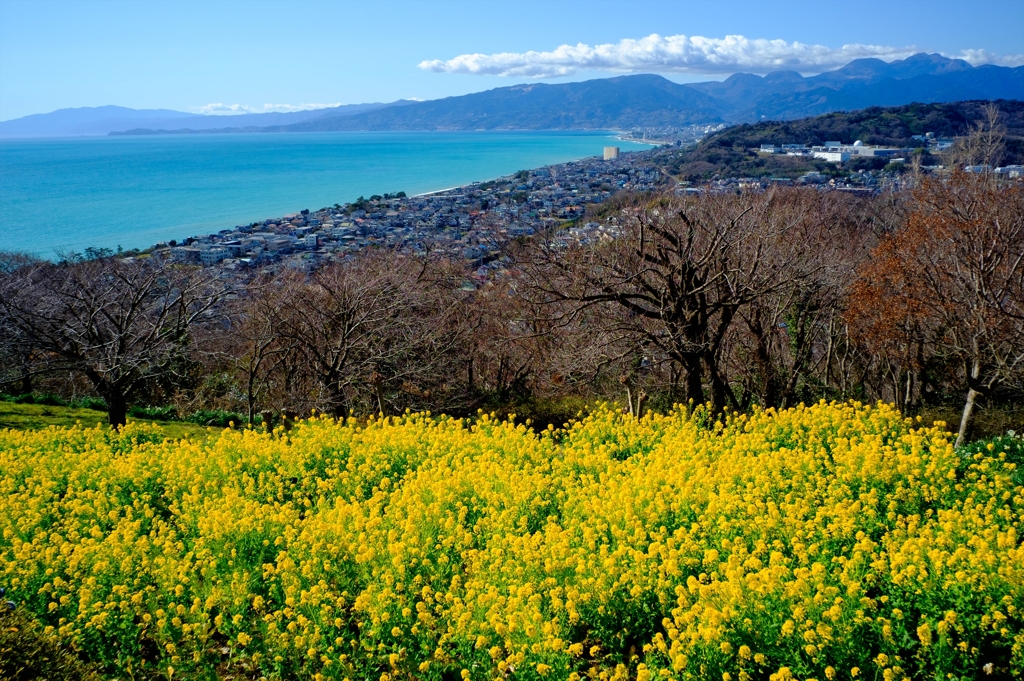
[3,53,1022,138]
[273,75,726,131]
[689,53,1024,122]
[0,101,417,138]
[141,53,1024,134]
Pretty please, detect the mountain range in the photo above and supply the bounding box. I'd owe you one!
[2,53,1021,138]
[688,53,1024,121]
[0,101,417,138]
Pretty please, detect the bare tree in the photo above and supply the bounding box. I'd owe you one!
[268,251,468,416]
[944,102,1006,170]
[729,191,869,409]
[0,255,228,425]
[523,189,850,413]
[0,252,46,395]
[217,275,293,424]
[467,275,626,408]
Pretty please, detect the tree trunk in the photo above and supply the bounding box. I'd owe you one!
[106,392,128,428]
[748,310,780,408]
[19,352,33,395]
[247,373,257,425]
[915,343,929,408]
[707,361,732,414]
[781,305,815,409]
[904,370,913,411]
[323,373,348,417]
[956,357,983,447]
[823,316,835,390]
[682,354,704,406]
[370,372,386,416]
[956,387,980,448]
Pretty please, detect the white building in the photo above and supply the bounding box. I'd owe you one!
[199,247,229,266]
[813,151,850,163]
[603,146,620,160]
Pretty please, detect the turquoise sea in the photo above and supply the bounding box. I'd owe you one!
[0,131,650,257]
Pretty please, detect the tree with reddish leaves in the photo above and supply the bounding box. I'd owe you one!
[849,172,1024,444]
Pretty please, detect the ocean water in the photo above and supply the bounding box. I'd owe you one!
[0,131,650,257]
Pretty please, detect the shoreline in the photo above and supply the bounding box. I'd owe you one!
[2,132,657,258]
[131,145,667,271]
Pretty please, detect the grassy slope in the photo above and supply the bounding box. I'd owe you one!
[3,397,1016,447]
[0,401,213,440]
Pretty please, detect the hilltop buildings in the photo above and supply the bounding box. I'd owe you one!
[759,140,909,164]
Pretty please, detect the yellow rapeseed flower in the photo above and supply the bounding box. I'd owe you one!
[0,402,1019,680]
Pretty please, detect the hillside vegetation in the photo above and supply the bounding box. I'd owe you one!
[660,100,1024,180]
[3,174,1022,448]
[1,403,1021,680]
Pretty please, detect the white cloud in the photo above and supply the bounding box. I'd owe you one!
[957,48,1024,67]
[190,102,344,115]
[418,33,1024,78]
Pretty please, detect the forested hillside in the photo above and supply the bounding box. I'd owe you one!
[660,99,1024,180]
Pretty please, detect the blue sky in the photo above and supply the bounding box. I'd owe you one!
[1,0,1022,121]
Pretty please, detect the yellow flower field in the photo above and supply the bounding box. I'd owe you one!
[1,402,1021,680]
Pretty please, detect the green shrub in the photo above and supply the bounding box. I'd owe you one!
[959,431,1024,484]
[75,397,108,411]
[0,606,102,681]
[128,405,179,421]
[186,409,245,428]
[1,393,107,411]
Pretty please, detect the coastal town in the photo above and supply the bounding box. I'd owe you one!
[154,146,666,278]
[142,139,1023,279]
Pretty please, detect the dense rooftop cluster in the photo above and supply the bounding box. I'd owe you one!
[155,150,666,276]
